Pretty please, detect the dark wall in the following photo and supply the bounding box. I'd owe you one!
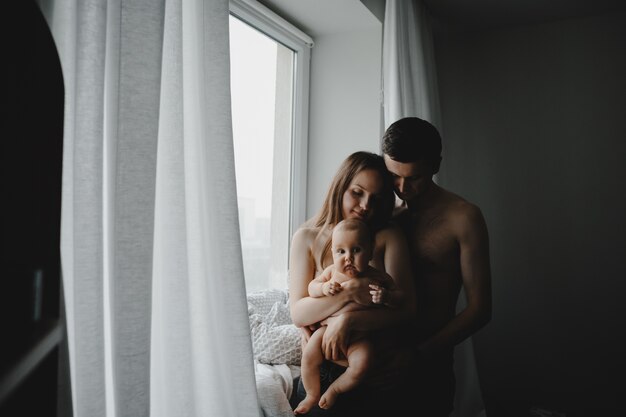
[2,2,64,415]
[4,0,63,348]
[434,12,626,417]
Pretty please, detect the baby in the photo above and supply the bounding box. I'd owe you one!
[294,219,394,414]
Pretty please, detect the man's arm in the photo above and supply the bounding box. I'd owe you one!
[418,204,492,355]
[372,225,415,316]
[366,265,405,308]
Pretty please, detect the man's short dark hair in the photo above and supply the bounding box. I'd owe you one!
[382,117,442,163]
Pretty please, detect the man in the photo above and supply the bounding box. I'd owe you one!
[382,117,492,416]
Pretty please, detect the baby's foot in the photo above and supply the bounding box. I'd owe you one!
[294,395,318,415]
[318,388,339,410]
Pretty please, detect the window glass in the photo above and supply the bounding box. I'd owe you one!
[229,15,295,293]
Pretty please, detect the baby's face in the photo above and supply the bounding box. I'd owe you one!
[331,229,371,278]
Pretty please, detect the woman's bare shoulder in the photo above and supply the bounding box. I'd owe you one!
[292,224,320,246]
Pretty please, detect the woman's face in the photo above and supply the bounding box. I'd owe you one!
[341,169,384,223]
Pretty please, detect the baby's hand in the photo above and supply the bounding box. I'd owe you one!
[323,281,343,296]
[369,284,385,304]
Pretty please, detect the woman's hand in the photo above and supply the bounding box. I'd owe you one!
[320,315,350,361]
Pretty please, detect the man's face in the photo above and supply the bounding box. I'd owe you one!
[383,154,434,202]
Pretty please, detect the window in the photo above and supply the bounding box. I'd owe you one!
[229,0,312,293]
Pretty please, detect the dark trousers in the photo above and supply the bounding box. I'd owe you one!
[290,352,455,417]
[412,351,456,417]
[289,361,408,417]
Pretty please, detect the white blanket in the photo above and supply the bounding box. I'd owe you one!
[248,289,303,417]
[248,289,302,366]
[255,362,301,417]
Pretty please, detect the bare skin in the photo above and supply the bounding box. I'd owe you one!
[384,155,492,358]
[295,225,395,414]
[295,285,377,415]
[290,225,413,358]
[291,232,406,414]
[289,170,415,355]
[398,185,492,351]
[289,169,415,414]
[295,326,373,414]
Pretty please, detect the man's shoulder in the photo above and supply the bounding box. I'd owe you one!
[440,191,487,234]
[439,188,481,214]
[451,196,482,217]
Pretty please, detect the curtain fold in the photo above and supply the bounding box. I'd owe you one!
[382,1,486,417]
[382,0,440,130]
[39,0,260,416]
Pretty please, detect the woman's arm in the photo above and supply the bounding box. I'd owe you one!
[288,227,352,327]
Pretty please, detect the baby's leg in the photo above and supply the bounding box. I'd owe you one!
[294,327,326,415]
[319,339,372,410]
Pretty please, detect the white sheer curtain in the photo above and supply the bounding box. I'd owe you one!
[382,0,440,130]
[38,0,260,416]
[382,1,486,417]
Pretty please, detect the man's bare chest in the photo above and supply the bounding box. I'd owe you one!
[408,213,458,267]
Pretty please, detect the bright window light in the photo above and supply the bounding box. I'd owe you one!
[229,15,295,293]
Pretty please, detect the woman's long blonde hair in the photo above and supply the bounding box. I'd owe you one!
[312,151,394,268]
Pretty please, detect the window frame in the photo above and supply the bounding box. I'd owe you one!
[229,0,313,260]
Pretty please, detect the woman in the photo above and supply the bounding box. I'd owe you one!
[289,151,416,416]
